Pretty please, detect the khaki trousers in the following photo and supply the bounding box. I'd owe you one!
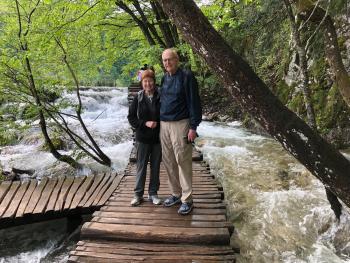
[160,119,193,203]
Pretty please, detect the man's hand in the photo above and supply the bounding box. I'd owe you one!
[145,121,157,129]
[187,129,197,142]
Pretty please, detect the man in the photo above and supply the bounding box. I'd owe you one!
[160,48,202,215]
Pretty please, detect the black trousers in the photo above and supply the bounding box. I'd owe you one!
[134,142,161,197]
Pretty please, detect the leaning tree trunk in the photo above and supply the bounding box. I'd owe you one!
[158,0,350,207]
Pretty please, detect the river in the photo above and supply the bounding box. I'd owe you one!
[0,87,349,262]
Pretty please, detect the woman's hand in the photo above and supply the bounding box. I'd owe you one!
[145,121,157,129]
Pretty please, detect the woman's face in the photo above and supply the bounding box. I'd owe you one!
[142,77,155,94]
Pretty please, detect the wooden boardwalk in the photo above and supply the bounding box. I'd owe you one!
[0,173,122,228]
[69,153,236,262]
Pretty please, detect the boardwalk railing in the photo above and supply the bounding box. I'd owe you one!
[0,173,122,228]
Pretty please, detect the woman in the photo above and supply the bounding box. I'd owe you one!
[127,69,162,206]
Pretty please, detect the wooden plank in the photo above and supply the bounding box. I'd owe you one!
[64,176,85,210]
[92,174,116,206]
[97,174,123,206]
[24,177,48,215]
[46,176,66,213]
[81,222,230,245]
[2,181,30,218]
[110,196,223,204]
[71,249,235,261]
[16,180,37,217]
[106,200,226,209]
[91,217,230,229]
[93,211,226,222]
[77,241,233,252]
[114,192,224,200]
[75,245,234,257]
[70,176,94,210]
[0,181,12,204]
[33,178,58,214]
[0,181,21,217]
[78,174,104,208]
[55,176,74,212]
[84,174,111,208]
[99,206,226,215]
[68,255,231,263]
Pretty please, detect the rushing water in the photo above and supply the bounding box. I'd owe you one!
[0,87,132,262]
[196,121,350,263]
[1,87,350,262]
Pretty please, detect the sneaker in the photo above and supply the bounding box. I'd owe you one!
[163,195,181,207]
[130,196,143,206]
[148,195,162,205]
[178,202,193,215]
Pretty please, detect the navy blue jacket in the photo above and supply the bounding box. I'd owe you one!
[160,68,202,130]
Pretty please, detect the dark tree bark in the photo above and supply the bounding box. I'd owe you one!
[284,0,316,130]
[115,0,156,46]
[294,1,350,108]
[150,0,177,47]
[158,0,350,207]
[55,38,111,166]
[131,0,166,47]
[15,0,80,169]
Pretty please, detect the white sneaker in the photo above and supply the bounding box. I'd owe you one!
[130,196,143,206]
[148,195,162,205]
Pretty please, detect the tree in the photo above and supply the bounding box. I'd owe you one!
[283,0,342,219]
[293,0,350,108]
[283,0,316,130]
[158,0,350,208]
[0,0,112,167]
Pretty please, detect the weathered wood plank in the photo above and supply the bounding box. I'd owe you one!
[16,180,37,217]
[2,181,30,218]
[46,176,66,213]
[78,174,104,208]
[92,174,116,206]
[70,176,94,210]
[93,211,226,222]
[97,174,123,206]
[84,174,110,208]
[64,177,85,210]
[99,206,226,215]
[33,178,58,214]
[24,177,48,215]
[71,249,234,261]
[55,176,75,212]
[81,222,230,245]
[106,200,226,209]
[0,181,12,204]
[0,181,21,217]
[77,241,233,252]
[91,217,230,229]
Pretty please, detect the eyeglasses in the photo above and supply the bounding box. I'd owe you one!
[162,57,176,63]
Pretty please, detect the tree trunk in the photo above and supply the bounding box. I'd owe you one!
[295,2,350,108]
[132,0,166,47]
[158,0,350,207]
[284,0,316,130]
[150,0,176,47]
[115,1,156,46]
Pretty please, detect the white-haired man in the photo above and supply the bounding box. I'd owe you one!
[160,48,202,215]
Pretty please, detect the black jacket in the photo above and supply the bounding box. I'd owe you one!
[128,89,160,144]
[160,68,202,130]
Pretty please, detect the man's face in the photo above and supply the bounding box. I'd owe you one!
[162,50,179,75]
